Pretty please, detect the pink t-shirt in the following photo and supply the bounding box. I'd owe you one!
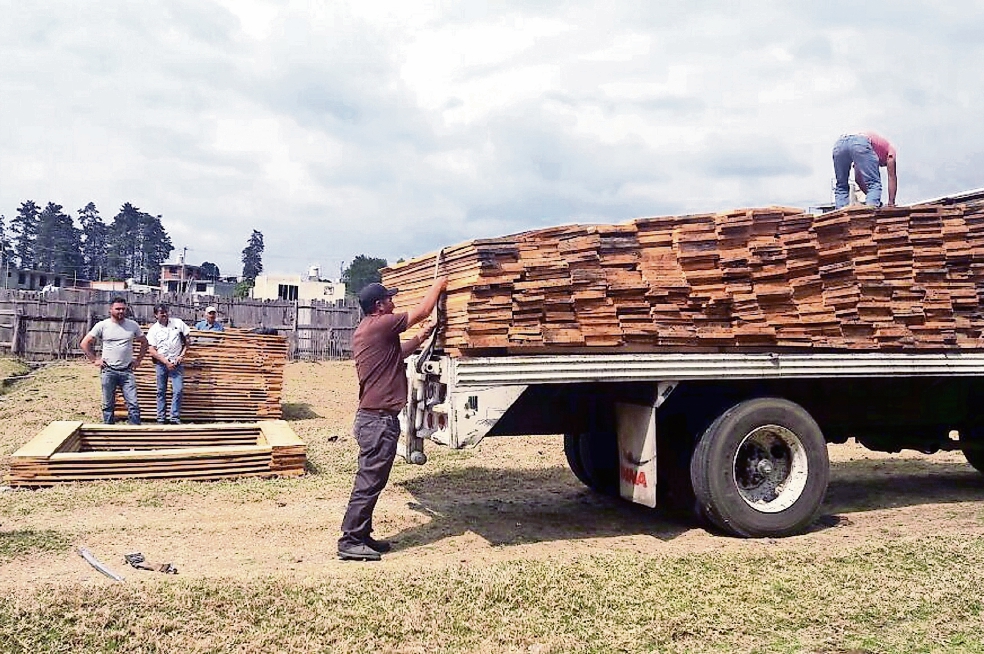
[861,132,896,166]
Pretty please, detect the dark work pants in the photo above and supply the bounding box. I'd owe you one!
[339,409,400,548]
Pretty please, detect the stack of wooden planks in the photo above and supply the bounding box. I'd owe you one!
[384,199,984,354]
[114,329,287,422]
[5,420,306,486]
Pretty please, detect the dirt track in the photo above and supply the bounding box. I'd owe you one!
[3,360,984,588]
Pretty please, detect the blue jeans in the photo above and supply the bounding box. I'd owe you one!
[832,134,882,209]
[101,366,140,424]
[155,363,184,423]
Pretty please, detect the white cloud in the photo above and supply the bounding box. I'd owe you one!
[1,0,983,278]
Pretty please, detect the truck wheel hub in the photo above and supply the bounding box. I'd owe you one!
[733,424,810,514]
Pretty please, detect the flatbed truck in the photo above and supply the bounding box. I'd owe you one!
[399,190,984,538]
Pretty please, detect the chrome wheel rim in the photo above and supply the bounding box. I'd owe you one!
[732,424,808,513]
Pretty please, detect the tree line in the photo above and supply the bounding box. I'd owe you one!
[0,200,173,285]
[0,197,386,295]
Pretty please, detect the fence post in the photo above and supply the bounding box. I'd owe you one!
[11,311,22,357]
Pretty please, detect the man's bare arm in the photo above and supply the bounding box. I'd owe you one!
[407,276,448,327]
[80,334,101,367]
[147,345,169,367]
[401,320,436,358]
[134,335,149,367]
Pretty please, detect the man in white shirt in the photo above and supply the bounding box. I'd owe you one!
[80,296,148,424]
[147,303,191,424]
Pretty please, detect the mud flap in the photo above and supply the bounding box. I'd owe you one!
[616,402,657,508]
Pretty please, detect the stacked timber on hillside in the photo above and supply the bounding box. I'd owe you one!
[384,199,984,355]
[115,329,287,422]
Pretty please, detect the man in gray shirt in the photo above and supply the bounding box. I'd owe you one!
[80,296,149,424]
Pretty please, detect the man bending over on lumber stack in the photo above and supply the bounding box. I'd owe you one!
[832,131,897,209]
[80,296,148,424]
[338,276,447,562]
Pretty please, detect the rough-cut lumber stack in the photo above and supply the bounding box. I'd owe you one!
[384,199,984,354]
[5,420,306,486]
[114,329,287,422]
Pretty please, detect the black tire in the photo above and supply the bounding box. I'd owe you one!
[655,412,699,517]
[564,432,592,488]
[690,397,829,538]
[577,428,619,497]
[960,428,984,473]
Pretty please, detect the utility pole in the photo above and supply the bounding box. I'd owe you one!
[179,246,187,293]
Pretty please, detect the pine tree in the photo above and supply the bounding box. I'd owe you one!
[11,200,40,269]
[0,214,9,286]
[106,203,141,280]
[35,202,82,274]
[79,202,109,280]
[106,203,173,283]
[241,230,264,283]
[140,214,172,285]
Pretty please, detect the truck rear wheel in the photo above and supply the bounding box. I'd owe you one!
[579,427,619,496]
[959,429,984,473]
[690,397,829,538]
[563,433,591,487]
[563,430,619,496]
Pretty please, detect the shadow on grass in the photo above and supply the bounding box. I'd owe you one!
[0,528,71,563]
[824,457,984,514]
[389,456,984,549]
[282,403,321,421]
[390,466,693,550]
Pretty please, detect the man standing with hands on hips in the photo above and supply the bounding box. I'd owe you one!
[80,296,148,424]
[338,275,448,561]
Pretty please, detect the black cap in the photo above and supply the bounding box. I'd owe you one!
[358,283,398,313]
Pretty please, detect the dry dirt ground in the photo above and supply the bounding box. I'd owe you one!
[3,359,984,590]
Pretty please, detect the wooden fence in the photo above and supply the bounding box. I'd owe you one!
[0,289,362,362]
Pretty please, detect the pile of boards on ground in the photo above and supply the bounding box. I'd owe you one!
[384,198,984,354]
[5,420,306,486]
[4,329,306,487]
[115,329,288,422]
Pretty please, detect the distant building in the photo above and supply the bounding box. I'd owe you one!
[160,262,235,297]
[88,280,128,292]
[251,265,346,302]
[160,262,203,293]
[3,267,70,291]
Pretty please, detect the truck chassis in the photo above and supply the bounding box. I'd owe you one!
[403,351,984,537]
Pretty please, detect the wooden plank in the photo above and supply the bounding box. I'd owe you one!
[50,444,271,462]
[6,421,306,486]
[259,420,305,448]
[384,200,984,355]
[10,421,83,458]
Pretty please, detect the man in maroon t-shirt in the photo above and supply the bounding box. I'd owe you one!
[338,275,448,561]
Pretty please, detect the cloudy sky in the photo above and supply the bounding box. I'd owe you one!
[1,1,982,279]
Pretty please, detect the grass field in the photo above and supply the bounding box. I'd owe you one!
[2,358,984,653]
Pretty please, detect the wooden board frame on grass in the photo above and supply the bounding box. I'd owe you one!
[5,420,306,487]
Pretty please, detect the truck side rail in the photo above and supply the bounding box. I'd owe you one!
[448,352,984,386]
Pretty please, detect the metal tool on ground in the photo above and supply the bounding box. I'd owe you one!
[78,547,124,582]
[124,552,178,574]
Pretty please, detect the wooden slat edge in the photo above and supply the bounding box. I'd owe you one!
[10,421,83,458]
